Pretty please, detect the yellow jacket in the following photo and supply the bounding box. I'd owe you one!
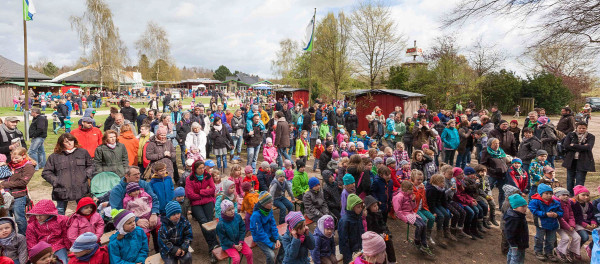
[261,110,270,126]
[295,138,310,159]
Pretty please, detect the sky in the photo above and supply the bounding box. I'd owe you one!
[0,0,536,79]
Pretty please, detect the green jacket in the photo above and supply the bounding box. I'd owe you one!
[94,143,129,177]
[295,138,310,159]
[319,123,329,140]
[292,170,309,197]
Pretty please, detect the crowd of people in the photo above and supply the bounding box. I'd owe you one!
[0,89,596,264]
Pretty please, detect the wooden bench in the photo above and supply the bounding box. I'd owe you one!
[144,247,194,264]
[310,246,344,263]
[202,219,219,231]
[212,223,289,263]
[100,230,116,245]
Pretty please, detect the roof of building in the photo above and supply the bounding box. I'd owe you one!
[344,89,424,98]
[225,73,259,86]
[276,87,308,92]
[0,55,49,80]
[47,67,105,83]
[180,78,222,84]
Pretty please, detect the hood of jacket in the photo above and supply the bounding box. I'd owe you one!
[76,197,97,214]
[0,217,17,233]
[531,193,552,205]
[119,130,135,140]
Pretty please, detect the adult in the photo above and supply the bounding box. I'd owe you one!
[517,127,541,173]
[185,160,219,255]
[93,130,129,177]
[208,116,233,170]
[156,113,177,147]
[176,112,193,167]
[480,115,494,136]
[230,109,245,159]
[245,114,264,172]
[385,113,406,147]
[120,99,138,123]
[489,120,518,156]
[346,155,371,198]
[480,138,508,206]
[136,108,147,133]
[53,99,68,133]
[162,93,171,112]
[344,109,358,135]
[191,106,211,134]
[109,166,159,228]
[536,116,558,167]
[28,108,48,169]
[455,120,472,169]
[412,118,435,151]
[111,113,137,137]
[274,112,290,167]
[185,122,207,160]
[103,107,119,132]
[78,108,100,128]
[521,111,539,139]
[42,133,94,215]
[146,127,177,177]
[318,141,334,172]
[490,106,502,128]
[71,117,103,158]
[441,120,459,165]
[556,107,576,135]
[0,117,26,161]
[117,124,139,166]
[1,146,34,235]
[562,122,595,195]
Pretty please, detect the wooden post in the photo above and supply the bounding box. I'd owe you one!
[23,20,30,141]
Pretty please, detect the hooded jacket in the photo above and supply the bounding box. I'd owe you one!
[118,130,139,166]
[553,196,576,230]
[66,197,104,247]
[249,204,280,249]
[538,123,558,156]
[517,136,541,165]
[292,170,309,197]
[257,168,274,193]
[68,246,110,264]
[216,213,245,251]
[338,208,364,263]
[0,217,27,264]
[269,179,294,200]
[109,178,160,214]
[303,189,329,221]
[94,143,129,177]
[123,189,153,220]
[2,161,34,199]
[441,127,459,150]
[150,175,174,213]
[370,175,393,215]
[311,226,336,264]
[108,226,149,264]
[71,126,103,157]
[392,189,419,224]
[185,166,215,206]
[25,200,69,252]
[209,125,233,150]
[263,145,278,164]
[158,215,193,259]
[503,208,529,249]
[425,182,448,209]
[528,193,563,230]
[145,136,177,176]
[29,113,48,139]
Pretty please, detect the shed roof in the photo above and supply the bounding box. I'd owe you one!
[0,55,49,80]
[276,87,308,92]
[344,89,424,98]
[225,73,259,85]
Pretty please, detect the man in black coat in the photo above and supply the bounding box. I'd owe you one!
[28,108,48,169]
[562,122,595,195]
[120,99,138,123]
[0,117,26,161]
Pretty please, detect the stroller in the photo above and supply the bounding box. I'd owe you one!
[90,171,121,232]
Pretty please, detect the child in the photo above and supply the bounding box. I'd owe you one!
[347,142,357,157]
[393,142,409,166]
[319,119,329,140]
[463,167,490,234]
[322,171,341,221]
[398,160,411,181]
[216,200,253,264]
[228,164,244,199]
[158,201,193,264]
[149,161,174,214]
[313,139,324,171]
[506,158,529,196]
[338,194,365,264]
[186,145,203,162]
[383,147,394,161]
[295,130,310,164]
[66,197,104,247]
[51,109,60,132]
[67,232,110,264]
[351,231,387,264]
[504,193,529,264]
[281,211,315,263]
[64,116,73,133]
[108,209,149,264]
[539,166,561,189]
[27,241,59,264]
[528,149,551,197]
[500,185,524,254]
[0,154,13,179]
[311,215,337,264]
[572,185,596,257]
[123,182,157,233]
[475,165,498,226]
[25,199,69,263]
[364,195,397,263]
[283,160,294,185]
[310,121,319,149]
[553,187,581,261]
[263,138,278,164]
[269,170,294,225]
[356,142,367,155]
[257,162,273,193]
[452,167,482,240]
[441,165,467,238]
[243,165,260,191]
[213,168,223,195]
[425,174,456,242]
[180,159,194,187]
[371,166,393,223]
[174,186,188,220]
[393,181,434,257]
[0,217,27,264]
[340,174,356,217]
[292,160,309,200]
[349,130,358,144]
[250,192,283,264]
[303,177,330,222]
[528,183,562,261]
[411,170,441,248]
[215,180,238,217]
[241,182,258,232]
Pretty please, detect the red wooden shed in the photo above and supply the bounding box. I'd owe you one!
[344,89,424,133]
[274,88,309,107]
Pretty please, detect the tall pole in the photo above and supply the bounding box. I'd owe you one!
[308,8,316,105]
[23,20,30,141]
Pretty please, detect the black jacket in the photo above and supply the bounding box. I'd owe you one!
[42,148,94,201]
[104,116,115,132]
[120,106,138,123]
[29,114,48,139]
[346,166,371,197]
[208,127,232,149]
[517,136,541,165]
[57,103,68,117]
[323,181,341,213]
[176,120,192,146]
[345,114,358,134]
[562,132,595,172]
[425,182,448,209]
[318,150,332,172]
[0,126,26,160]
[556,113,575,135]
[503,208,529,249]
[136,114,147,133]
[244,123,263,148]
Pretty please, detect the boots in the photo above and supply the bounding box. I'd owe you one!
[426,229,436,247]
[434,230,448,249]
[463,224,477,240]
[483,218,492,229]
[444,227,458,242]
[477,219,487,234]
[453,227,468,238]
[490,214,499,226]
[471,225,484,239]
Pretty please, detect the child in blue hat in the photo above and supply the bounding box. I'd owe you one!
[528,183,563,262]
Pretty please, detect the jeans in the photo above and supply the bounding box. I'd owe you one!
[216,155,227,169]
[12,196,27,236]
[231,135,243,156]
[534,227,557,255]
[475,144,483,163]
[273,197,293,224]
[191,203,218,250]
[95,99,102,108]
[87,101,93,108]
[417,209,435,229]
[312,159,319,171]
[276,147,291,167]
[547,155,555,168]
[256,241,284,264]
[28,137,46,169]
[431,205,451,229]
[247,144,261,172]
[455,151,469,169]
[507,247,525,264]
[576,229,590,246]
[488,176,507,207]
[566,167,588,196]
[162,252,192,264]
[54,248,68,264]
[41,105,46,112]
[179,145,186,168]
[448,201,466,228]
[56,200,73,215]
[444,149,455,165]
[461,204,476,223]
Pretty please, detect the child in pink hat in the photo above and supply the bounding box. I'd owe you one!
[571,185,597,258]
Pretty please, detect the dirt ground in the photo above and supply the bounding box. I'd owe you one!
[28,113,600,263]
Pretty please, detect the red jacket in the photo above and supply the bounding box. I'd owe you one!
[185,168,215,206]
[388,166,401,192]
[66,198,104,247]
[25,200,69,252]
[413,186,430,212]
[68,246,110,264]
[313,145,324,159]
[453,178,475,206]
[71,127,103,158]
[242,175,260,191]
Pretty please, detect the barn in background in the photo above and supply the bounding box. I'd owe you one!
[344,89,424,133]
[275,88,309,107]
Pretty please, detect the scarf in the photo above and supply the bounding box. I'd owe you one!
[9,159,28,170]
[221,211,235,222]
[77,244,100,262]
[195,173,204,181]
[214,125,222,131]
[65,147,76,154]
[0,231,15,246]
[575,132,588,160]
[486,146,506,159]
[107,143,117,149]
[258,204,271,216]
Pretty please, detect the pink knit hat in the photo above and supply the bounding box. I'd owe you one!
[341,151,349,157]
[28,241,53,263]
[361,231,386,256]
[574,185,589,196]
[244,165,253,174]
[0,154,6,163]
[285,211,305,230]
[332,151,340,159]
[452,167,463,177]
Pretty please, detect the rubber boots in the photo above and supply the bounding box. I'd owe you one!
[434,230,448,249]
[444,227,458,242]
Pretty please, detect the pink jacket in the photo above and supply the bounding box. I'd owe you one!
[392,190,419,225]
[66,212,104,247]
[25,200,69,252]
[554,196,576,230]
[336,134,345,147]
[229,176,244,197]
[123,190,153,219]
[453,178,475,206]
[284,169,294,181]
[185,169,216,206]
[263,146,278,164]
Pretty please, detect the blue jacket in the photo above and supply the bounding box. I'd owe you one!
[257,168,273,192]
[528,193,563,230]
[250,204,279,249]
[370,175,393,215]
[150,176,175,213]
[281,229,315,264]
[108,226,149,264]
[338,209,364,263]
[110,178,160,214]
[216,214,246,250]
[311,228,336,264]
[441,127,460,150]
[158,216,193,259]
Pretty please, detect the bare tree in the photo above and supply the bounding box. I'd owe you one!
[468,37,505,77]
[350,0,406,89]
[271,38,300,85]
[136,21,173,87]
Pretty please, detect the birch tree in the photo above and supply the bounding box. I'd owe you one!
[136,21,173,86]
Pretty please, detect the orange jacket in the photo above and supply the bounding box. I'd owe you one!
[118,130,139,166]
[241,192,259,214]
[413,185,430,212]
[313,145,324,159]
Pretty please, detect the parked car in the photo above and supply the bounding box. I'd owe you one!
[585,97,600,111]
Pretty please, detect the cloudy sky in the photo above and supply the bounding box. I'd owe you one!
[0,0,534,79]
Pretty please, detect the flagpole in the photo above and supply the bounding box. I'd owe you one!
[308,8,316,105]
[23,19,30,141]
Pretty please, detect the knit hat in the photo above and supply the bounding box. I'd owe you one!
[385,157,396,166]
[503,185,520,197]
[317,215,335,238]
[222,180,235,200]
[536,149,548,156]
[433,116,440,122]
[308,177,320,189]
[537,183,553,195]
[508,194,527,209]
[284,159,292,167]
[316,139,321,144]
[332,151,340,159]
[270,162,279,171]
[312,121,317,125]
[452,167,463,177]
[266,137,273,144]
[399,160,409,167]
[361,231,386,256]
[537,116,549,125]
[348,142,355,148]
[510,120,518,125]
[244,165,253,174]
[357,142,364,149]
[553,187,569,197]
[111,209,136,235]
[343,173,355,185]
[260,161,270,169]
[422,144,429,150]
[174,187,185,197]
[346,194,363,211]
[126,182,140,194]
[463,166,475,175]
[0,154,6,163]
[285,211,305,230]
[363,195,379,210]
[241,181,253,192]
[341,151,349,157]
[275,170,285,179]
[511,158,522,165]
[499,120,508,125]
[165,201,182,218]
[205,160,215,167]
[257,191,273,206]
[543,166,555,174]
[574,185,590,196]
[70,232,98,252]
[28,241,53,263]
[185,158,195,167]
[220,199,234,215]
